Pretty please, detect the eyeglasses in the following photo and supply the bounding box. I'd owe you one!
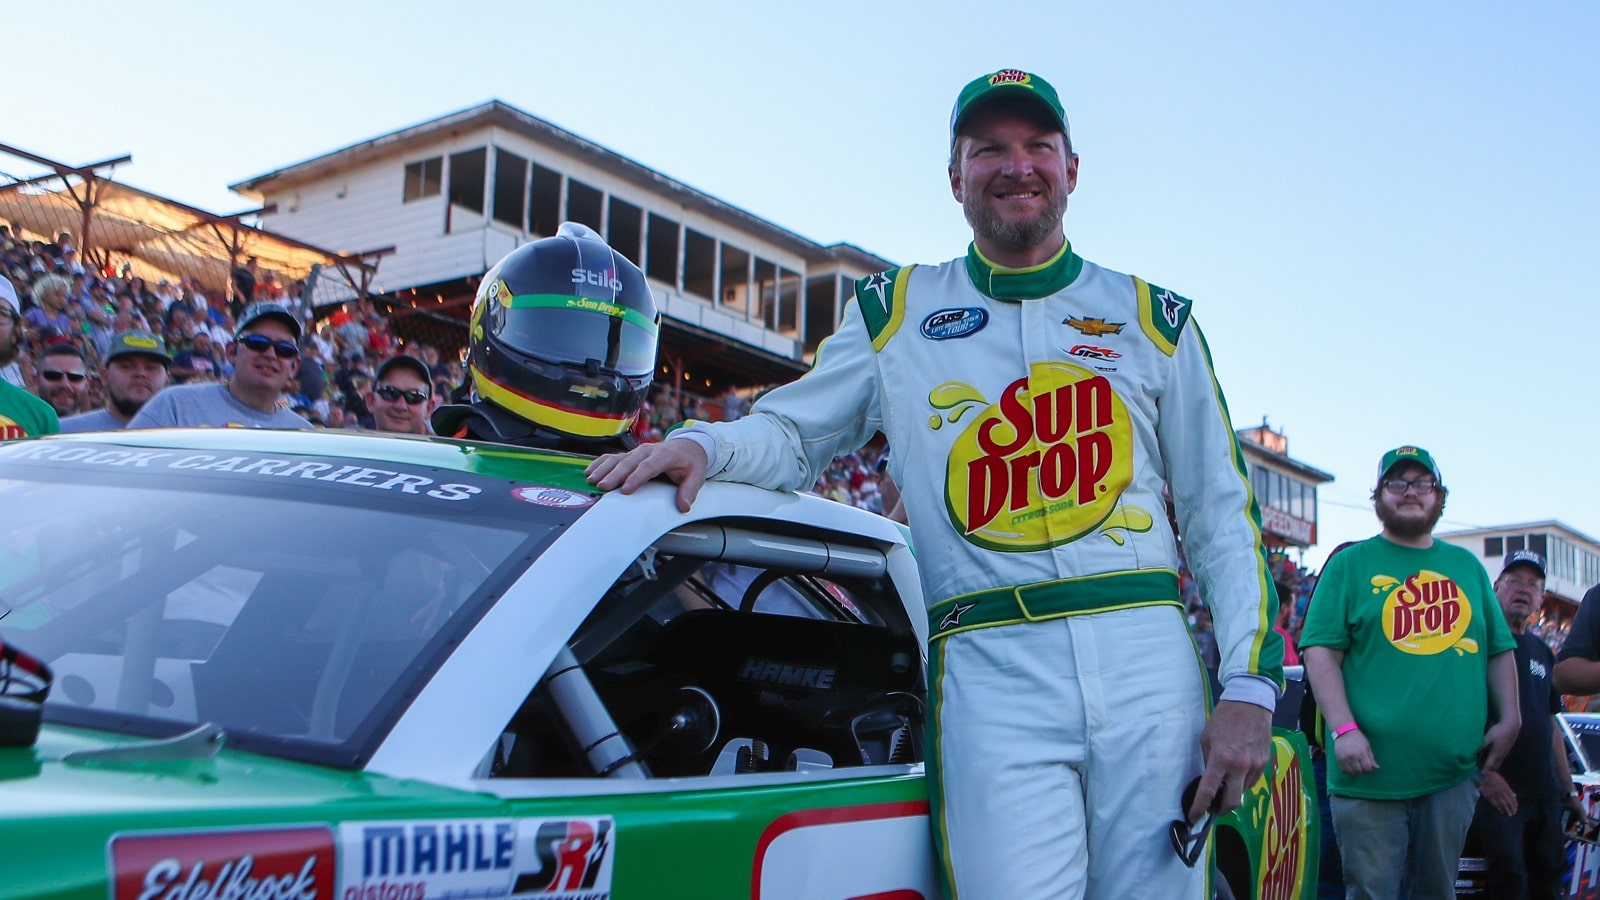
[1170,777,1222,868]
[1381,478,1439,496]
[375,385,429,405]
[39,369,87,383]
[235,333,300,359]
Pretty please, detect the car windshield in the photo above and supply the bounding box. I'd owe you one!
[0,439,579,768]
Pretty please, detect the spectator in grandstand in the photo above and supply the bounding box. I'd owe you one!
[130,301,310,430]
[367,354,432,435]
[25,273,74,335]
[0,277,56,438]
[34,343,91,418]
[169,329,223,383]
[60,331,170,432]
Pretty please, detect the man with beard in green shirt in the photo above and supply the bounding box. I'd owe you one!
[1301,445,1519,899]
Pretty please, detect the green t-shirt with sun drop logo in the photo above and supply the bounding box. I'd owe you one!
[1300,535,1515,799]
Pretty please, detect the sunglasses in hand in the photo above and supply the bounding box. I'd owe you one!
[1170,776,1224,868]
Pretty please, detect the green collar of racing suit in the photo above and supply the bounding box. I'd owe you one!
[963,239,1084,301]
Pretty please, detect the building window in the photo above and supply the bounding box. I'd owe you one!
[447,148,487,214]
[403,157,442,202]
[492,149,528,230]
[683,229,715,301]
[1507,535,1525,554]
[566,179,604,232]
[1529,533,1548,558]
[719,244,750,316]
[754,257,777,327]
[529,164,561,237]
[646,214,679,286]
[1484,536,1503,557]
[607,197,643,262]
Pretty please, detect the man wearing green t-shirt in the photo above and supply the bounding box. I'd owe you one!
[1301,445,1519,899]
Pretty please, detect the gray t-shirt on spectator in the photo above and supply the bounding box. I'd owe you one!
[129,383,312,430]
[59,409,126,432]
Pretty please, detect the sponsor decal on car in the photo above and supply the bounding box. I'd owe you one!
[0,442,484,503]
[1254,736,1309,900]
[752,801,934,900]
[920,308,988,341]
[1063,316,1124,337]
[110,825,336,900]
[511,818,614,899]
[512,486,598,509]
[340,819,517,900]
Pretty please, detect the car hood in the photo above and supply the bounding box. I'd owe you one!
[2,724,496,821]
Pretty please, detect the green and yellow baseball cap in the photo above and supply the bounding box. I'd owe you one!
[949,68,1069,150]
[1376,445,1444,490]
[104,329,171,366]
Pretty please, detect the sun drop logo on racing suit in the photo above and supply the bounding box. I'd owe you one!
[933,361,1134,551]
[1372,570,1478,655]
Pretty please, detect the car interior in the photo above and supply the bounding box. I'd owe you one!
[488,519,926,780]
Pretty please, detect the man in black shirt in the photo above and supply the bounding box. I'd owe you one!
[1471,550,1582,899]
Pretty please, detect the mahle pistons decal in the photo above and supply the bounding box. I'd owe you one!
[1371,570,1477,655]
[930,361,1149,551]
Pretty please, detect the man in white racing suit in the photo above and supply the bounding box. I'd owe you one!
[588,68,1282,899]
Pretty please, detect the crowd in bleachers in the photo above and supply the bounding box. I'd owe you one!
[0,225,465,428]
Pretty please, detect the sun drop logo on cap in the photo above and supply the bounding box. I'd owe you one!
[989,69,1032,87]
[933,361,1136,551]
[1372,570,1477,655]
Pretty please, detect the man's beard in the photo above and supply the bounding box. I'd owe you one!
[1376,496,1444,539]
[109,390,145,419]
[962,186,1067,254]
[0,332,17,367]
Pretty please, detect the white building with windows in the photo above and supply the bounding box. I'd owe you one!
[1234,423,1334,553]
[230,100,894,397]
[1438,521,1600,616]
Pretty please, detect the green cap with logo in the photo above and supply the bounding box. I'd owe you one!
[105,329,171,366]
[949,68,1070,150]
[1376,445,1444,491]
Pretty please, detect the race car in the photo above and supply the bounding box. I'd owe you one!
[0,428,1316,899]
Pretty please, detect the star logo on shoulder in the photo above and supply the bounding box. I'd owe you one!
[862,271,892,316]
[1156,289,1186,328]
[940,601,977,632]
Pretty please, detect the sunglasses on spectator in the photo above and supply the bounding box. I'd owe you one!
[375,384,429,405]
[234,333,300,359]
[39,370,87,383]
[1170,776,1223,868]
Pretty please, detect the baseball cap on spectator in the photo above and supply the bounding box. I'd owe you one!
[236,301,302,340]
[1375,445,1445,490]
[376,354,431,388]
[1501,549,1546,579]
[105,330,171,367]
[950,68,1070,151]
[0,274,18,314]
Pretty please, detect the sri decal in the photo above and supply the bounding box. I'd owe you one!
[1253,736,1309,900]
[930,361,1135,551]
[511,818,614,898]
[1371,570,1477,655]
[1063,316,1124,337]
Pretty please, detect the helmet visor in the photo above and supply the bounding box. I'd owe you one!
[495,293,658,377]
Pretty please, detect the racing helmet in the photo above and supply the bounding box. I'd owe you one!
[466,222,659,439]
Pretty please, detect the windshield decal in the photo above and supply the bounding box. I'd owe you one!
[0,442,485,503]
[511,486,597,509]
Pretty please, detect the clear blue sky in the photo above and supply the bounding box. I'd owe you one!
[11,0,1599,568]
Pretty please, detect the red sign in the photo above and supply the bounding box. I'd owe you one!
[111,825,336,900]
[1260,507,1315,545]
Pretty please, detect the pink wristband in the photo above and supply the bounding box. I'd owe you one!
[1332,722,1360,739]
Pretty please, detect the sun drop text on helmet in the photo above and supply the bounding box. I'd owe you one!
[572,268,623,292]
